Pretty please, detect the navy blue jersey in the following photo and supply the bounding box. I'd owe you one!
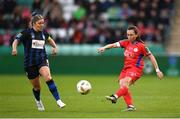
[15,28,51,67]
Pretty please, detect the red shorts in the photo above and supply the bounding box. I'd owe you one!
[119,67,143,81]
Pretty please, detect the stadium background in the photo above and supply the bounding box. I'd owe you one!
[0,0,180,118]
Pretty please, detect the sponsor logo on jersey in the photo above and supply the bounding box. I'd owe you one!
[124,50,135,58]
[128,72,137,77]
[32,40,45,49]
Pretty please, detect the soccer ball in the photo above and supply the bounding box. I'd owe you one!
[77,80,92,95]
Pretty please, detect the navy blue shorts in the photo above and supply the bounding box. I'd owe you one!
[24,60,49,80]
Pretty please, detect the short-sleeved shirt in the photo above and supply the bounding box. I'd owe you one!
[15,28,51,68]
[117,39,151,70]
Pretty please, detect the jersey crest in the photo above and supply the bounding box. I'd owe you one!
[133,48,138,52]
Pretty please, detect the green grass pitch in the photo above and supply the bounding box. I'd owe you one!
[0,75,180,118]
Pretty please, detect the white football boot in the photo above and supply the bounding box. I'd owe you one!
[35,99,45,111]
[57,100,66,108]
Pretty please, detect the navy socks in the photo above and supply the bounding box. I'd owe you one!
[32,88,40,101]
[46,79,60,101]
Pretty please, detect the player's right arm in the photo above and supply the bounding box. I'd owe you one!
[98,43,118,53]
[12,30,26,56]
[98,40,128,53]
[12,39,19,56]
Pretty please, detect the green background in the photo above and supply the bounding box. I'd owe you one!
[0,44,176,75]
[0,55,171,75]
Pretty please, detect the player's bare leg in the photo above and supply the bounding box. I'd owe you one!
[39,66,66,108]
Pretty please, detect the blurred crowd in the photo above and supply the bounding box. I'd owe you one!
[0,0,174,46]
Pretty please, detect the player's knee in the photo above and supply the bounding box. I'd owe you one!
[120,83,129,88]
[46,77,52,81]
[44,74,52,81]
[120,78,130,87]
[120,81,126,87]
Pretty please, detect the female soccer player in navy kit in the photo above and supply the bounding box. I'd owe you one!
[98,25,163,111]
[12,13,66,111]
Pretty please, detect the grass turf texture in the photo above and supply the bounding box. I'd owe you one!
[0,75,180,118]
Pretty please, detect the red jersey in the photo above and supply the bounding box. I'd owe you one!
[118,39,151,70]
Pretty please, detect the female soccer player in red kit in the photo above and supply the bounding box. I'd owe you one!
[98,25,163,111]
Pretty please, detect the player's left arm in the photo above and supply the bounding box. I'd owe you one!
[147,53,164,80]
[47,36,58,55]
[142,45,163,79]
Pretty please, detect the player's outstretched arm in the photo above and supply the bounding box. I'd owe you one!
[98,43,118,53]
[148,54,164,79]
[48,38,58,55]
[12,39,19,56]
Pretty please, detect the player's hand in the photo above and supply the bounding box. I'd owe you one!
[157,70,163,80]
[98,47,105,53]
[52,47,58,55]
[12,49,17,56]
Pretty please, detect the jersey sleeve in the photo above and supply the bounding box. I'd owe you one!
[44,30,53,41]
[119,40,129,48]
[15,30,27,42]
[141,45,151,56]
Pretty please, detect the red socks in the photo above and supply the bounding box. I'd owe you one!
[115,86,133,106]
[115,86,128,97]
[123,91,133,106]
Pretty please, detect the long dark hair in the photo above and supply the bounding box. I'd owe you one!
[127,25,144,43]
